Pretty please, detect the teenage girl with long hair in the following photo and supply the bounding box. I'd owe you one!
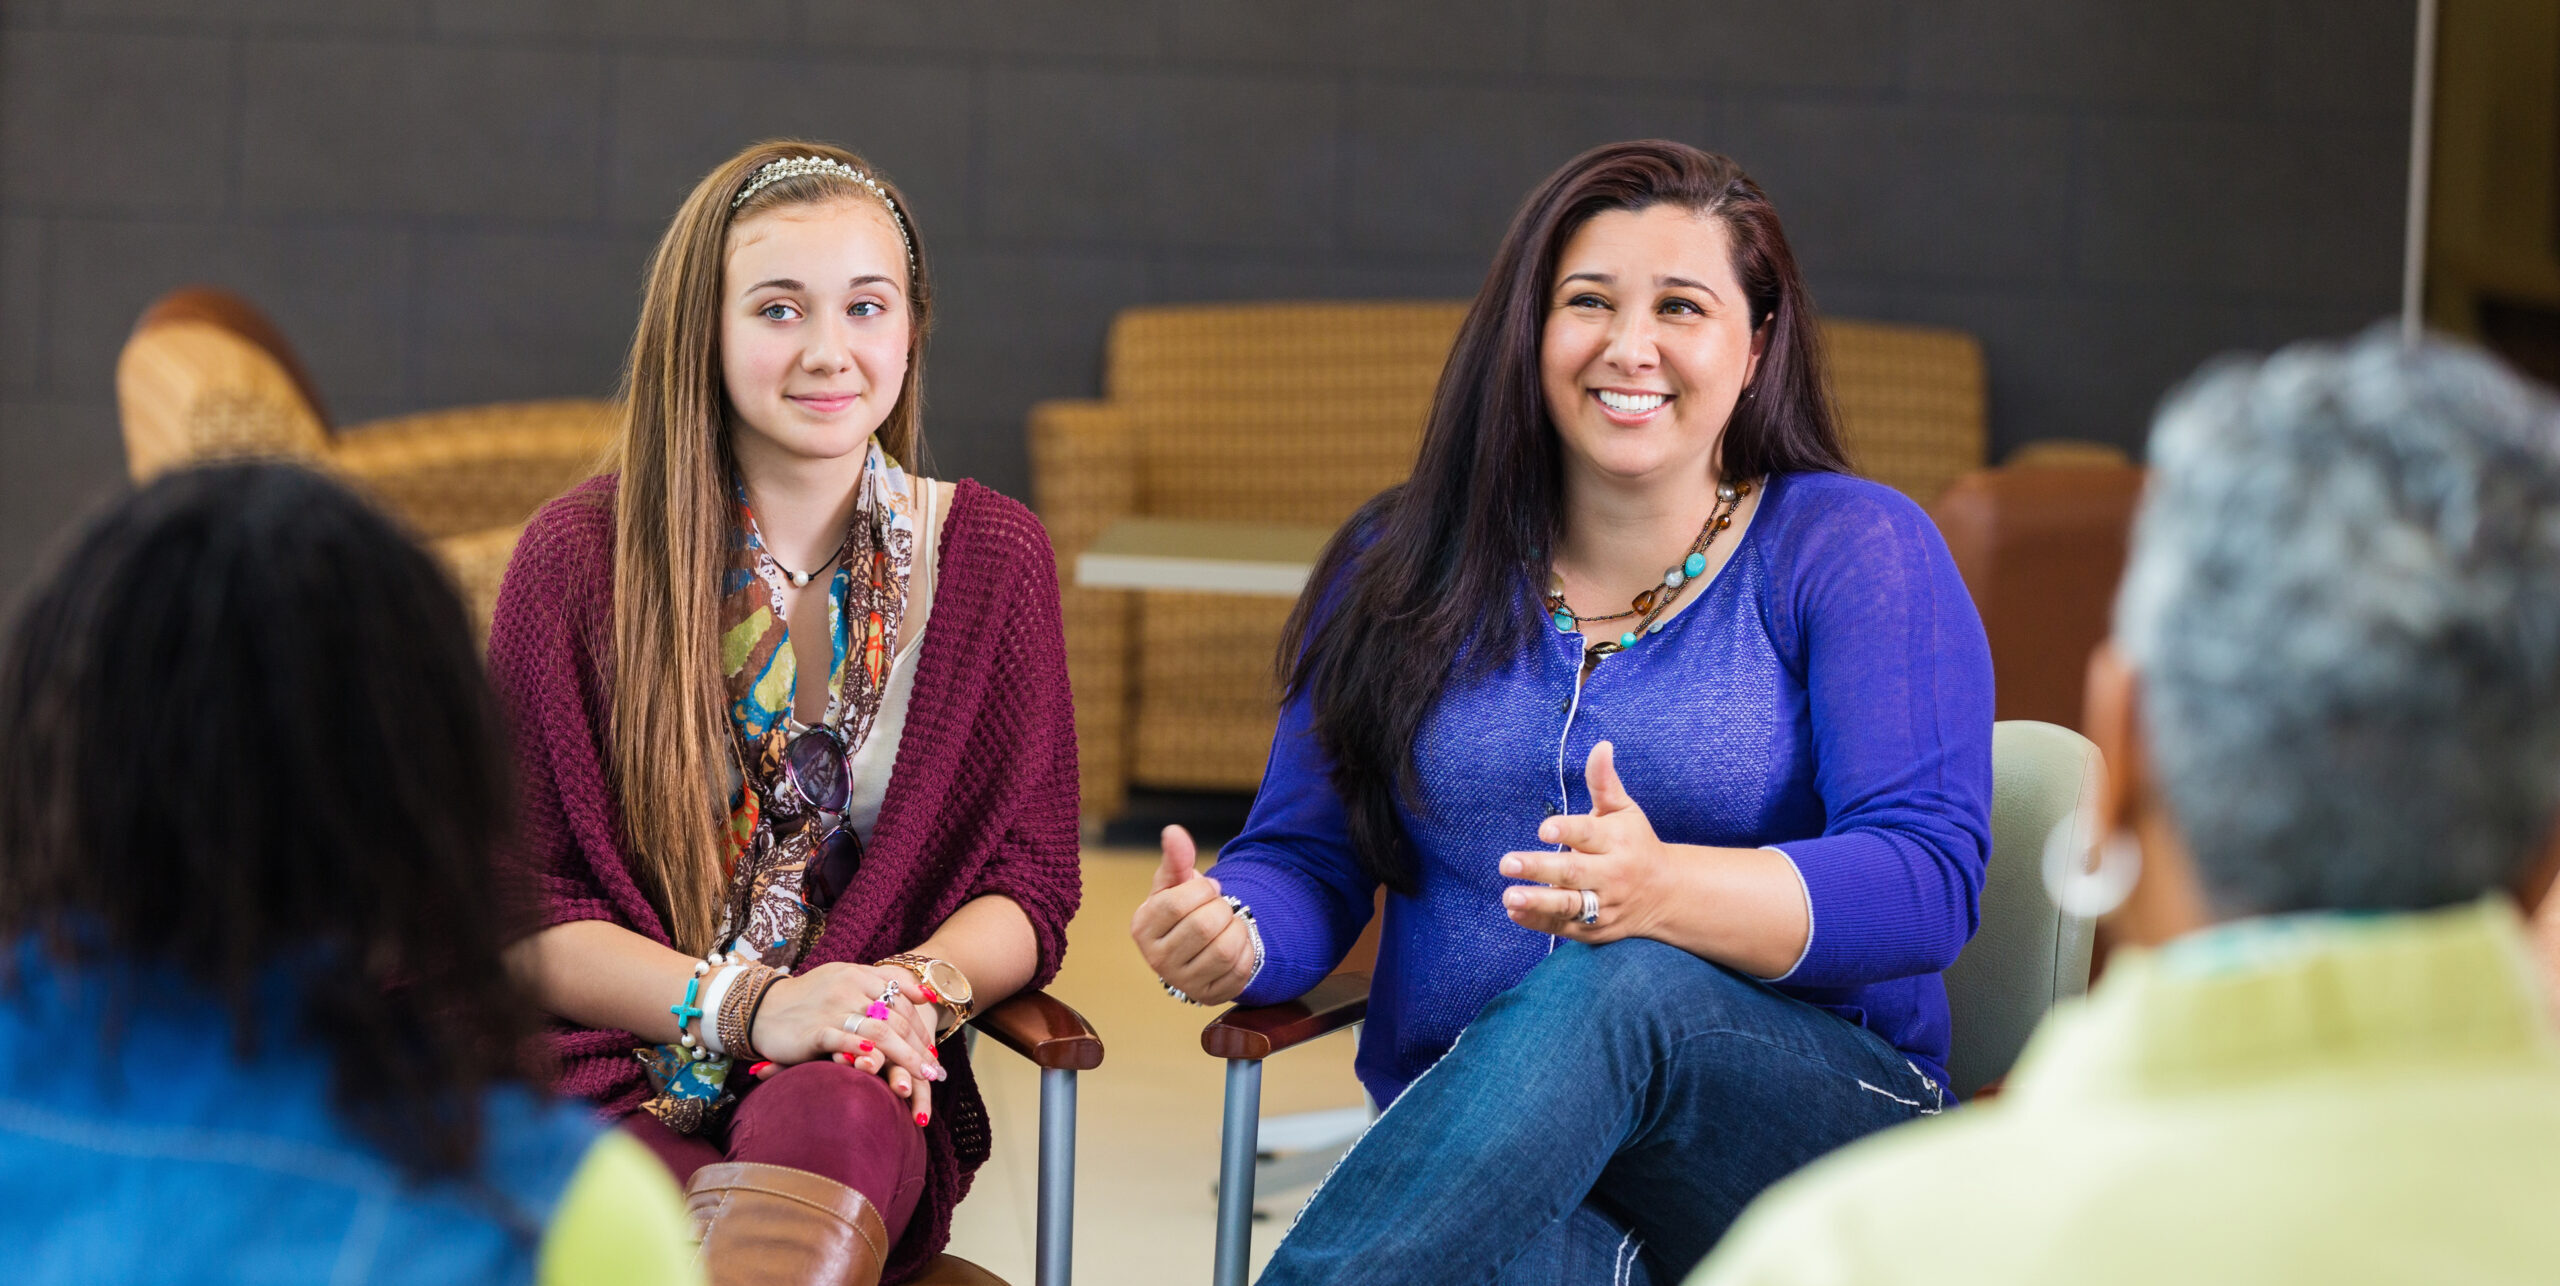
[1132,141,1995,1283]
[492,141,1080,1286]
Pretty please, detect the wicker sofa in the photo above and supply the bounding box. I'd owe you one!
[114,288,613,634]
[1029,300,1990,822]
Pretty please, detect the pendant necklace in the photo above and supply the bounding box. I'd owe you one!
[1543,478,1755,667]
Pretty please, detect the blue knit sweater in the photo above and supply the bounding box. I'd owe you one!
[1213,472,1996,1106]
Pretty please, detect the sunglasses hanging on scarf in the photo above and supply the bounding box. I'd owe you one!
[783,724,864,908]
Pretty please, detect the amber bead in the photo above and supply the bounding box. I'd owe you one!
[1632,588,1658,613]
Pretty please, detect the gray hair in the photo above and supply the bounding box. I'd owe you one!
[2114,326,2560,915]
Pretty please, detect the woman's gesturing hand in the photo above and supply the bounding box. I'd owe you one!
[1130,825,1257,1006]
[1499,740,1672,943]
[747,961,944,1125]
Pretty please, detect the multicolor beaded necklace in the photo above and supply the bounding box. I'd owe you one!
[1544,478,1755,667]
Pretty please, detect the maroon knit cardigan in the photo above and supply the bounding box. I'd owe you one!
[486,473,1082,1281]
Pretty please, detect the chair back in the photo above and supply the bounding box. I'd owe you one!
[1942,719,2103,1099]
[1823,319,1986,503]
[115,287,331,482]
[1108,300,1466,527]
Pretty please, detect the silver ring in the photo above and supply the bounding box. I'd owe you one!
[1578,889,1600,926]
[840,1013,865,1033]
[876,984,900,1008]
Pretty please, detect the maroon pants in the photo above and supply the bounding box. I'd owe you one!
[624,1060,931,1238]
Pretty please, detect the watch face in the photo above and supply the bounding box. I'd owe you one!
[925,959,972,1004]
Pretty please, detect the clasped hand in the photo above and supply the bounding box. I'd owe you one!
[1500,740,1669,943]
[745,961,945,1125]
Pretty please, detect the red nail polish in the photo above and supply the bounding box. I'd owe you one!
[915,1112,929,1126]
[859,1041,874,1052]
[833,1052,852,1064]
[749,1061,774,1076]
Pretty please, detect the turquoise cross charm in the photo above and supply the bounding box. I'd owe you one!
[670,976,705,1030]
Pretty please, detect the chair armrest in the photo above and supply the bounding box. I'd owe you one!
[1201,970,1370,1062]
[972,988,1105,1071]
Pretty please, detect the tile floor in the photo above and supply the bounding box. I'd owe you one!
[943,848,1369,1283]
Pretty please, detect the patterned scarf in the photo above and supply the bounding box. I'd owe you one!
[639,443,917,1132]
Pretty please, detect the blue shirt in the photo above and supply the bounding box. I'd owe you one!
[0,941,608,1284]
[1214,472,1996,1105]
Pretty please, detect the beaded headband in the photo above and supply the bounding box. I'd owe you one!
[731,155,914,269]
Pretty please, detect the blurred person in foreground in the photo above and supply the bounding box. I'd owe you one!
[0,463,693,1284]
[1693,328,2560,1286]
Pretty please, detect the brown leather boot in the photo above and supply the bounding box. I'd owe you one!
[685,1161,890,1286]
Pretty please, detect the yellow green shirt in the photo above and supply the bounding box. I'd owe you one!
[537,1129,700,1286]
[1692,897,2560,1286]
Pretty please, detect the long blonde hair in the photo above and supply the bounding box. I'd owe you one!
[608,140,934,954]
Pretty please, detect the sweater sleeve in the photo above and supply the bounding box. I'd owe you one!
[487,483,661,941]
[1214,684,1383,1007]
[952,497,1084,989]
[1763,478,1994,988]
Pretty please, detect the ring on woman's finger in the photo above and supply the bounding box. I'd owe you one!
[875,984,899,1008]
[1578,888,1600,926]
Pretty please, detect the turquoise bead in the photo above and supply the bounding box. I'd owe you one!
[1619,631,1638,649]
[1684,552,1707,578]
[1551,610,1576,634]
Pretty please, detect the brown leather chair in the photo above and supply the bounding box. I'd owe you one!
[1926,454,2146,732]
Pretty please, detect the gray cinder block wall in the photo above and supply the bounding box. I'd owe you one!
[0,0,2413,602]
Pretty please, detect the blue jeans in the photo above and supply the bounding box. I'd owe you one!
[1259,938,1943,1285]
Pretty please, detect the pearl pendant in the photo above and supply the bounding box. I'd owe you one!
[789,570,812,588]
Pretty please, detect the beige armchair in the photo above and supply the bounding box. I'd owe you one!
[1030,300,1988,823]
[114,287,614,634]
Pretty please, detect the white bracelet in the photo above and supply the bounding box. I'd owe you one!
[1158,896,1266,1005]
[697,963,747,1057]
[1224,895,1267,983]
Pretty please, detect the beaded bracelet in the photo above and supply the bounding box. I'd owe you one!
[671,952,736,1062]
[1159,896,1265,1006]
[716,963,785,1063]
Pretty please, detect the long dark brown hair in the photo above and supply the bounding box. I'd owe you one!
[1280,141,1849,894]
[0,462,538,1182]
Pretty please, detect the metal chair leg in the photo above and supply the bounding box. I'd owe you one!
[1212,1058,1264,1286]
[1037,1067,1076,1286]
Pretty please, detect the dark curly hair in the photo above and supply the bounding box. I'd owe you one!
[0,461,540,1182]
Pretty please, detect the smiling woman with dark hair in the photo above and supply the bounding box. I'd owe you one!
[0,462,691,1284]
[1130,140,1995,1283]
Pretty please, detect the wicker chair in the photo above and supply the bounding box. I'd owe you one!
[113,287,614,635]
[1029,301,1988,822]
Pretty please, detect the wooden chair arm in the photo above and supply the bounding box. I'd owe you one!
[1201,970,1370,1062]
[971,988,1104,1071]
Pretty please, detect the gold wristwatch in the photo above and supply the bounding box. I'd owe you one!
[877,953,974,1036]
